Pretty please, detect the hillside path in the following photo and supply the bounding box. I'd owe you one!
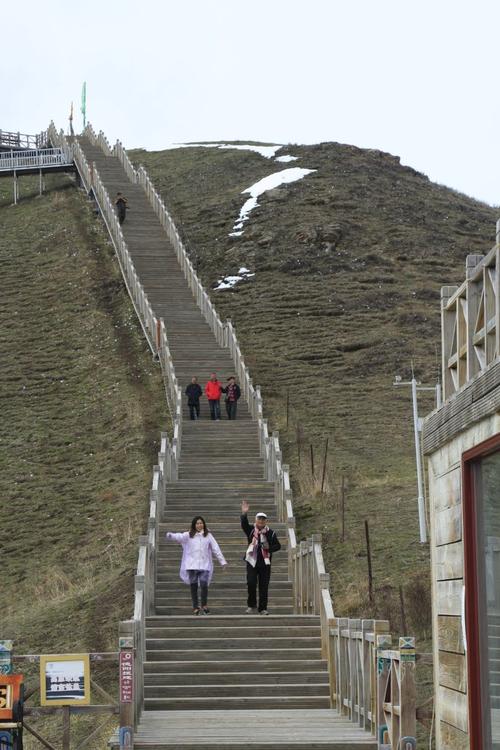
[76,137,375,749]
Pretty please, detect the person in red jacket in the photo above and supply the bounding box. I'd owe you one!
[205,373,222,420]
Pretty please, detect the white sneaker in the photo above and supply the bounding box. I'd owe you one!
[245,607,257,614]
[259,609,269,615]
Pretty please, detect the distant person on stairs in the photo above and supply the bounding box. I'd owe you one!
[114,192,128,224]
[166,516,227,615]
[185,376,203,420]
[205,373,223,420]
[222,376,241,420]
[241,501,281,615]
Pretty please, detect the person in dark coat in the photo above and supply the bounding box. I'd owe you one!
[241,500,281,614]
[222,376,241,420]
[185,376,203,420]
[115,192,128,224]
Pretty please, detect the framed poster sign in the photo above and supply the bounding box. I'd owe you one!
[40,654,90,706]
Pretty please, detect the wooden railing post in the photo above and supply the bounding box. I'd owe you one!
[337,617,349,717]
[399,637,416,747]
[376,633,392,748]
[119,620,136,741]
[360,619,374,730]
[347,619,361,724]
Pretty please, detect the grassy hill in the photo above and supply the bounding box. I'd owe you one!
[0,172,166,746]
[128,140,497,623]
[1,140,496,746]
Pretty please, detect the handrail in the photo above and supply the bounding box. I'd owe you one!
[0,128,48,150]
[440,239,499,399]
[0,147,72,172]
[114,140,137,183]
[329,620,417,747]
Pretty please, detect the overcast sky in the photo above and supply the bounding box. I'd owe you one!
[3,0,499,205]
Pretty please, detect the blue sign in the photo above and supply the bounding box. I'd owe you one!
[0,643,12,676]
[119,726,133,749]
[0,730,11,749]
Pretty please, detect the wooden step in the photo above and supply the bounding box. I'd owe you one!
[144,670,328,686]
[144,695,331,711]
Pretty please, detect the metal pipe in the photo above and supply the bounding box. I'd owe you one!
[411,377,427,543]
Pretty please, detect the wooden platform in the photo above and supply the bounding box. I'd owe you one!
[110,710,376,748]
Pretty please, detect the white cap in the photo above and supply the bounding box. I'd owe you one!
[255,512,268,519]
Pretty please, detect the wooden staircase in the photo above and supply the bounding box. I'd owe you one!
[74,135,377,748]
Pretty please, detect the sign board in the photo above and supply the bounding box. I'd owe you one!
[119,651,133,704]
[0,643,12,676]
[0,731,11,749]
[0,674,23,721]
[40,654,90,706]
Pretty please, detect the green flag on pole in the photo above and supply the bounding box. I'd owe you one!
[81,81,87,129]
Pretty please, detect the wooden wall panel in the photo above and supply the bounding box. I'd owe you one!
[440,720,469,750]
[435,505,462,546]
[438,615,465,654]
[439,685,468,732]
[437,580,462,616]
[439,651,467,693]
[432,468,461,512]
[435,541,463,580]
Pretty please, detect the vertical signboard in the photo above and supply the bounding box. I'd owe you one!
[119,651,134,704]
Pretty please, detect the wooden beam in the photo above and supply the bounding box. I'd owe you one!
[23,721,58,750]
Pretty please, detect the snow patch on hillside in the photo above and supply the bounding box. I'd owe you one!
[163,142,282,159]
[229,167,316,237]
[215,267,255,291]
[275,155,298,163]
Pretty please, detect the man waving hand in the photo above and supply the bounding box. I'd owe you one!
[241,500,281,615]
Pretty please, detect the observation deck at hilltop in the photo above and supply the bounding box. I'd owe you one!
[0,128,48,151]
[0,147,74,177]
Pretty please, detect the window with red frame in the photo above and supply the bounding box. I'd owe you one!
[463,435,500,750]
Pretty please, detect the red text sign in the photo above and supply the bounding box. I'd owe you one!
[119,652,134,704]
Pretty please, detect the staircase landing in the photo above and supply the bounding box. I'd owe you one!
[111,709,376,749]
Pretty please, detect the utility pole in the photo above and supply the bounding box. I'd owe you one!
[393,366,441,544]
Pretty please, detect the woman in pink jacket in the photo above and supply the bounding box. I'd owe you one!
[166,516,227,615]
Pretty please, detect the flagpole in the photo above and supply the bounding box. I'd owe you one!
[81,82,87,131]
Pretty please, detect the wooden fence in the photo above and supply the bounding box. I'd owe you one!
[0,128,48,150]
[0,147,72,173]
[11,652,119,750]
[43,121,418,747]
[441,243,500,399]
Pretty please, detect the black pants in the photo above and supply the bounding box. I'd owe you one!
[226,401,237,420]
[188,569,210,608]
[188,402,200,420]
[117,205,126,224]
[208,400,221,420]
[246,563,271,611]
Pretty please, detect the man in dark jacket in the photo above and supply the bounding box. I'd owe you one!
[114,192,128,224]
[222,376,241,420]
[241,500,281,614]
[185,376,202,420]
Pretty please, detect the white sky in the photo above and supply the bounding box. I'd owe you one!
[3,0,499,205]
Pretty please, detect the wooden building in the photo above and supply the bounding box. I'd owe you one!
[423,234,500,749]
